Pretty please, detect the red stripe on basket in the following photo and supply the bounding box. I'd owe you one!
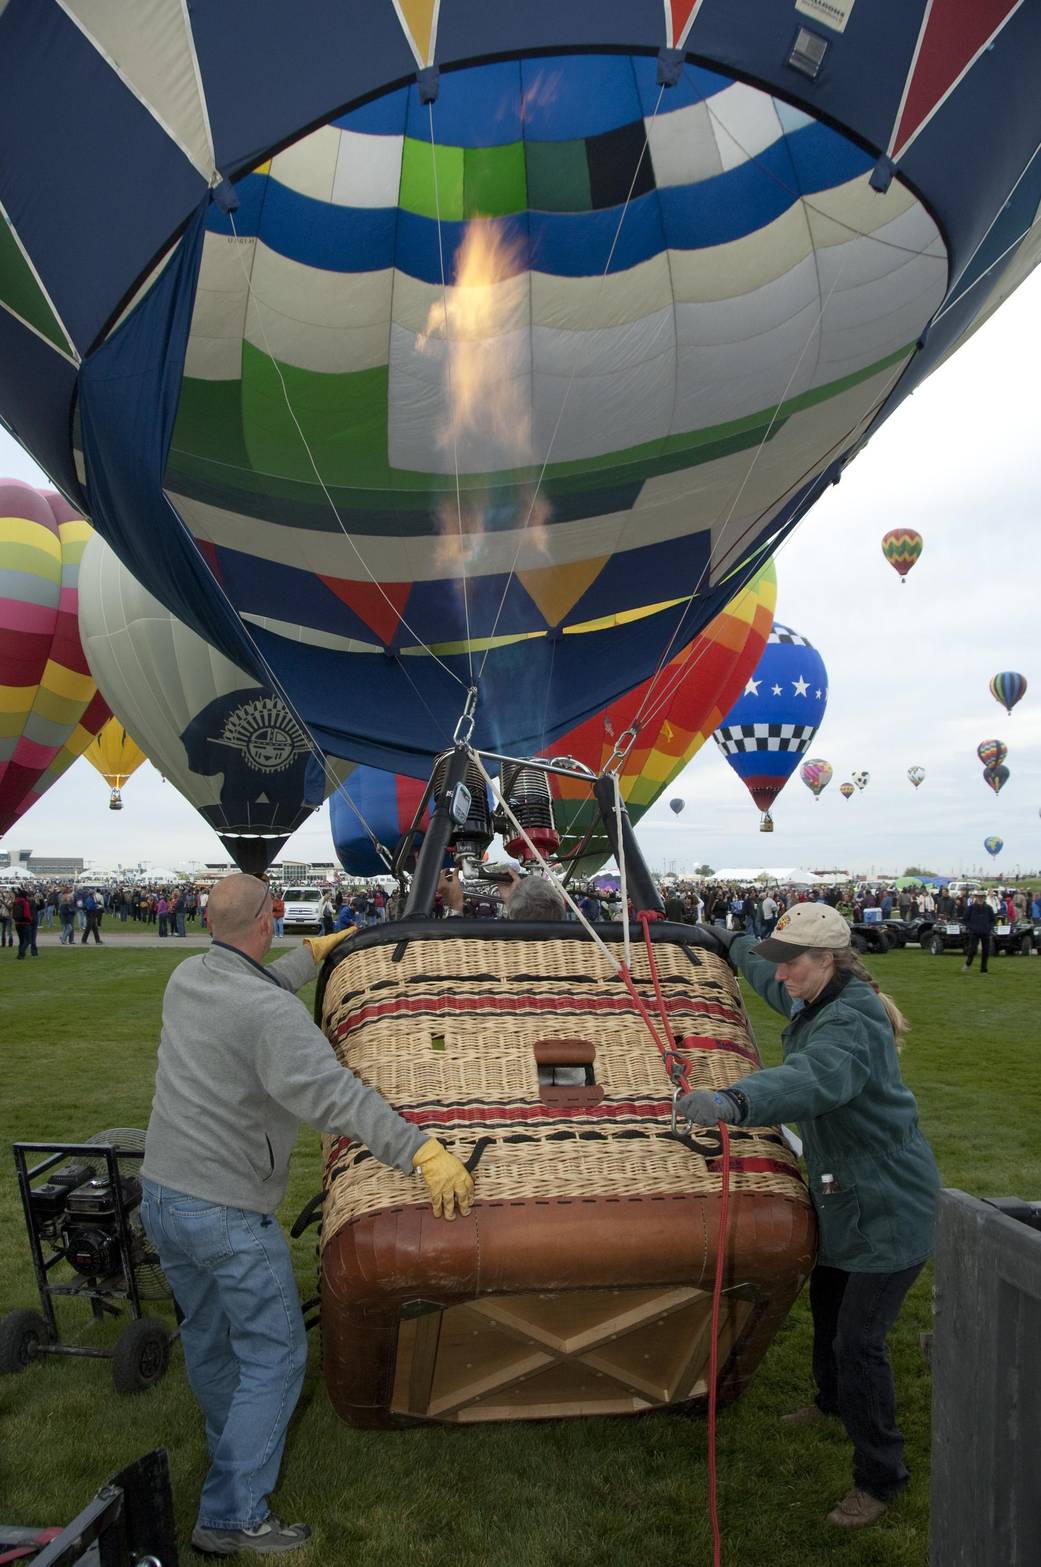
[332,992,745,1040]
[707,1156,795,1178]
[398,1100,672,1127]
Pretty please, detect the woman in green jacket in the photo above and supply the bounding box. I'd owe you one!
[678,901,939,1531]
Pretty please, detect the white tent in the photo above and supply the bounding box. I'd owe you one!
[710,867,826,886]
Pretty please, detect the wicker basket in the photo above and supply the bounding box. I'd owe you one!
[318,920,815,1427]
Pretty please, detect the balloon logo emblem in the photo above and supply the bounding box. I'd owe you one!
[217,699,311,773]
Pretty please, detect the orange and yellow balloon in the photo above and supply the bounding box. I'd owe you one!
[881,528,923,583]
[83,718,147,810]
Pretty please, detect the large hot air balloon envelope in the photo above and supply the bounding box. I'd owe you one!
[713,622,828,827]
[78,537,345,874]
[982,764,1009,795]
[800,758,833,800]
[83,718,147,810]
[907,766,926,789]
[881,529,923,582]
[0,479,110,835]
[977,739,1007,770]
[984,835,1003,858]
[0,6,1037,778]
[989,674,1027,716]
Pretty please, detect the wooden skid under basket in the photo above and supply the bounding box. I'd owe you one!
[317,921,815,1427]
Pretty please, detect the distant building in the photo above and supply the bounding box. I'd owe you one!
[0,851,85,877]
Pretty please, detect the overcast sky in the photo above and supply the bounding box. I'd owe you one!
[3,271,1039,880]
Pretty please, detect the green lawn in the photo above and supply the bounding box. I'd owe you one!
[1,945,1038,1564]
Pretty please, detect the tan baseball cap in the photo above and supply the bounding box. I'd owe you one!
[752,902,852,961]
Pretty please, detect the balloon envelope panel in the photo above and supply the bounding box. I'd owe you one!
[331,769,431,878]
[0,479,110,834]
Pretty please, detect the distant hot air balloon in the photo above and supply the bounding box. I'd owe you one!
[990,673,1027,716]
[79,537,349,874]
[983,764,1009,795]
[852,771,870,791]
[881,529,923,583]
[669,798,685,816]
[83,719,147,810]
[713,622,828,831]
[331,768,432,878]
[907,766,926,789]
[977,739,1007,770]
[839,782,855,800]
[800,759,833,800]
[546,562,777,872]
[984,836,1003,859]
[0,479,110,835]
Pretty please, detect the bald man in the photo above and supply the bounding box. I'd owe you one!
[139,874,472,1557]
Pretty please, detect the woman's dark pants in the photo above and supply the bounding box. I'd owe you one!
[810,1261,925,1501]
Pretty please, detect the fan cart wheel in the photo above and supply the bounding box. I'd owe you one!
[0,1308,49,1373]
[850,933,868,953]
[874,933,890,954]
[111,1316,170,1394]
[929,934,945,956]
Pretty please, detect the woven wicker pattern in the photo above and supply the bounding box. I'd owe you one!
[320,931,808,1240]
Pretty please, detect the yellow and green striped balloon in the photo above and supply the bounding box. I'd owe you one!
[881,528,923,583]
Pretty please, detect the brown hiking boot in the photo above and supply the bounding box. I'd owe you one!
[827,1488,887,1528]
[781,1403,829,1424]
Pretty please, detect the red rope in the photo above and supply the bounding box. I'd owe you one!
[621,916,731,1564]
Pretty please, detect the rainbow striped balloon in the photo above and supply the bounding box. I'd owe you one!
[0,480,109,834]
[881,529,923,582]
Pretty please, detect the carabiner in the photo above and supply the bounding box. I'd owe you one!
[452,685,479,747]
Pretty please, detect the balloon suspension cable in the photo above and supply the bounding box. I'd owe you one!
[475,84,668,685]
[224,211,465,693]
[612,771,632,974]
[466,749,620,974]
[935,136,1041,323]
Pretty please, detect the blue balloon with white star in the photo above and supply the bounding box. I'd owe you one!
[712,623,829,826]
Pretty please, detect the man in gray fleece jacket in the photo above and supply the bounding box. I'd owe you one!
[140,873,473,1557]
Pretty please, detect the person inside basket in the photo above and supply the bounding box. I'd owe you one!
[677,902,939,1532]
[140,873,474,1558]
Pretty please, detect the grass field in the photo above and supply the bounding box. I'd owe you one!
[1,944,1038,1564]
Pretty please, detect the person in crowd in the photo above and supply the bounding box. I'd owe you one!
[12,886,38,958]
[174,892,187,938]
[0,885,13,948]
[270,888,285,939]
[332,899,356,933]
[140,873,473,1557]
[157,893,170,938]
[320,892,335,935]
[81,888,103,945]
[59,889,76,945]
[679,903,938,1530]
[962,893,996,974]
[439,866,566,923]
[760,890,778,936]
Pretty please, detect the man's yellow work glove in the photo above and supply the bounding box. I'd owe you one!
[412,1138,474,1220]
[303,928,355,964]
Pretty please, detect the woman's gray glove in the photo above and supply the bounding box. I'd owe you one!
[675,1088,743,1125]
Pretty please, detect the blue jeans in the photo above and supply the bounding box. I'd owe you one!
[139,1181,307,1530]
[273,917,284,938]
